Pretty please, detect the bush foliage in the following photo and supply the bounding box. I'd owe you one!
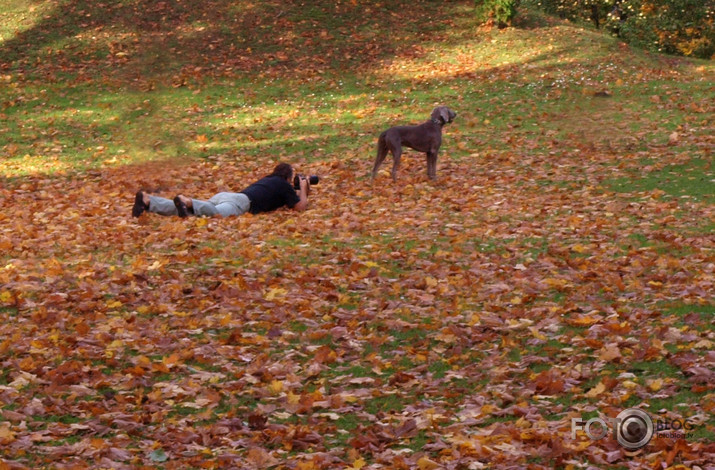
[476,0,521,28]
[529,0,714,59]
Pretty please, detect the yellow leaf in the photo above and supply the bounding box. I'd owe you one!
[195,218,208,227]
[570,440,592,451]
[480,404,498,415]
[544,278,570,289]
[296,462,318,470]
[515,417,531,428]
[417,456,440,470]
[351,458,366,469]
[571,244,590,254]
[264,287,287,301]
[136,355,151,367]
[163,353,180,367]
[585,381,606,398]
[269,380,283,394]
[147,260,163,271]
[287,391,300,405]
[529,327,547,341]
[0,424,16,444]
[0,290,12,304]
[648,378,663,392]
[568,315,601,326]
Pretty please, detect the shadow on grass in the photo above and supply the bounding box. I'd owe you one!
[0,0,460,85]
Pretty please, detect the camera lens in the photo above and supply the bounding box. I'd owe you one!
[294,175,320,189]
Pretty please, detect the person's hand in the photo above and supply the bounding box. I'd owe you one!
[292,175,310,211]
[299,175,310,195]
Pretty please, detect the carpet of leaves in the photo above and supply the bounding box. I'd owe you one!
[1,143,713,469]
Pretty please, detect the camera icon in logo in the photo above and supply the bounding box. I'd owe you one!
[616,408,654,450]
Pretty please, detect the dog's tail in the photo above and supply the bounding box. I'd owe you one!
[377,131,389,155]
[372,132,389,179]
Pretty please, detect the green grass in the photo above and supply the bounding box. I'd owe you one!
[628,360,681,378]
[661,302,715,329]
[365,394,404,415]
[0,1,710,179]
[428,360,451,379]
[607,157,714,202]
[334,413,360,432]
[0,0,53,42]
[35,413,83,425]
[663,302,714,317]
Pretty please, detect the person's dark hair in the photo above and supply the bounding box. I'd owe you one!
[270,162,293,181]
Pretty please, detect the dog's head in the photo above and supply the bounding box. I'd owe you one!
[431,106,456,125]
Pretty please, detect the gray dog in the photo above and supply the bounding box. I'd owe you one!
[371,106,456,181]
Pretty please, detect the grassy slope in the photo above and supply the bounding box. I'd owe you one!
[0,1,713,468]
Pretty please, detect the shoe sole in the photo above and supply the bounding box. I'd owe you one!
[174,196,189,218]
[132,191,148,217]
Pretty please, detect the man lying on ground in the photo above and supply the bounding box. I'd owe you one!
[132,162,309,218]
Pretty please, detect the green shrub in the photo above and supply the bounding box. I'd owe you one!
[476,0,522,28]
[529,0,714,59]
[614,0,714,59]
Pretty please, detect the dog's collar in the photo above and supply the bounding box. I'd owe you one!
[431,118,443,125]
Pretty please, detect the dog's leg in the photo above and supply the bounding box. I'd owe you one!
[426,151,438,180]
[372,134,389,180]
[391,146,402,181]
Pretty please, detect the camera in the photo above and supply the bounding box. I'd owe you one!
[293,174,320,189]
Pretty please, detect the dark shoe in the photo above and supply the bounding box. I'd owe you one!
[173,196,189,218]
[132,191,149,217]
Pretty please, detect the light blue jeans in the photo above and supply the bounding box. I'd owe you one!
[149,192,251,217]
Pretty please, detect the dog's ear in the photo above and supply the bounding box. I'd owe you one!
[439,107,452,124]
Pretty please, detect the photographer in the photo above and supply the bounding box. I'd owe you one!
[132,162,311,218]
